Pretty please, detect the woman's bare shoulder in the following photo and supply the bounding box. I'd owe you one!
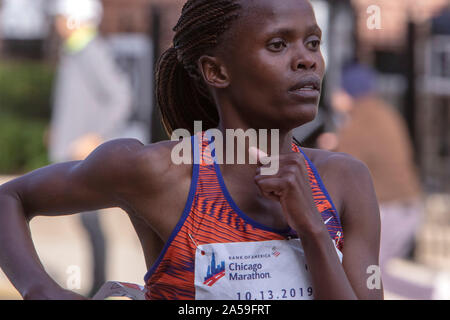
[300,147,375,217]
[301,147,369,176]
[86,137,192,195]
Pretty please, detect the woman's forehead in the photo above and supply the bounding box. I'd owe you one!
[239,0,314,16]
[233,0,319,38]
[240,0,315,23]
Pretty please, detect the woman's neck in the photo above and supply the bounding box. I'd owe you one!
[209,120,295,183]
[215,122,294,156]
[211,96,298,172]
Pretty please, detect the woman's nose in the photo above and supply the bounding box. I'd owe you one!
[291,45,317,71]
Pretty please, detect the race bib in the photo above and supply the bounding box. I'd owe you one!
[194,238,343,300]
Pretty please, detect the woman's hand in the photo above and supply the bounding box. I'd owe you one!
[250,147,326,238]
[251,147,383,299]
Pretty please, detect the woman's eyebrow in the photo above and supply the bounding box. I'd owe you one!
[306,24,322,37]
[266,24,322,38]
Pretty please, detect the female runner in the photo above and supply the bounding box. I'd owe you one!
[0,0,383,300]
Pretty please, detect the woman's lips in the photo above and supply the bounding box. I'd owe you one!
[288,75,322,101]
[288,87,321,100]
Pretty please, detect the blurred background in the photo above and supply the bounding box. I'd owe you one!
[0,0,449,300]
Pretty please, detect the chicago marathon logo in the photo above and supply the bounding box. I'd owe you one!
[203,252,225,286]
[271,246,280,257]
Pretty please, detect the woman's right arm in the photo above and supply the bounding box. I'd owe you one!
[0,138,162,299]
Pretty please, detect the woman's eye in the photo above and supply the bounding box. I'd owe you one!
[268,41,286,51]
[308,39,322,50]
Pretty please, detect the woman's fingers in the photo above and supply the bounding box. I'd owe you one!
[249,146,282,175]
[249,146,270,166]
[254,176,286,198]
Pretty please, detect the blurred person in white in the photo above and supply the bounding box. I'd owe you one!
[47,0,133,297]
[318,63,427,298]
[0,0,48,40]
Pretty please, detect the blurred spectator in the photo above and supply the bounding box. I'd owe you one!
[318,63,426,298]
[47,0,133,297]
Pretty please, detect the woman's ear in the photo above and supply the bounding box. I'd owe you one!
[197,55,230,89]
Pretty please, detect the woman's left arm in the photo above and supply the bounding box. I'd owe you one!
[253,150,383,300]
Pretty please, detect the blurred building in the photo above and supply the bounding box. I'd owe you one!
[321,0,450,194]
[416,7,450,195]
[100,0,183,50]
[345,0,450,276]
[352,0,448,51]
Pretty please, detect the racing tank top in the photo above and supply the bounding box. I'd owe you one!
[144,131,344,300]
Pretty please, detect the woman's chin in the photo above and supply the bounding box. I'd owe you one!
[283,102,319,127]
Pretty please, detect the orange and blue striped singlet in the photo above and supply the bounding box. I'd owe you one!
[144,131,344,300]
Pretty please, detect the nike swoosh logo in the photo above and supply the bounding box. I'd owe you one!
[324,217,333,225]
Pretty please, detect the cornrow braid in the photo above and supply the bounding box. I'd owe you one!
[156,0,242,137]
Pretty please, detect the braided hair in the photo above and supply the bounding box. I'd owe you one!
[156,0,242,137]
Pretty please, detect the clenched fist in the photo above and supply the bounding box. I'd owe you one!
[250,147,326,238]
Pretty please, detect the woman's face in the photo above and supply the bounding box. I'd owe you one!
[219,0,325,130]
